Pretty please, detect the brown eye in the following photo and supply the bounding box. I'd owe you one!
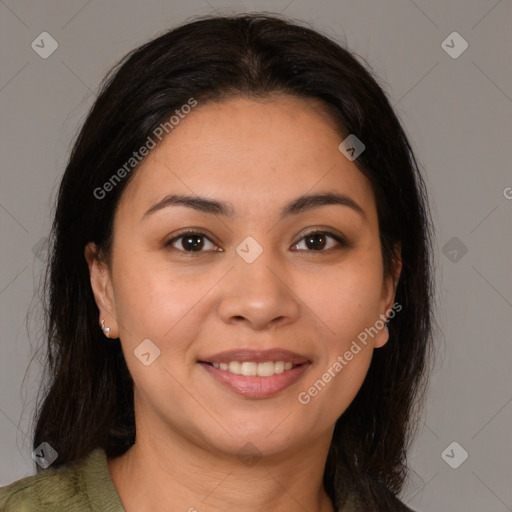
[166,232,219,252]
[291,231,346,252]
[179,234,205,251]
[305,233,328,250]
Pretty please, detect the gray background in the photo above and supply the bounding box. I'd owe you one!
[1,1,511,510]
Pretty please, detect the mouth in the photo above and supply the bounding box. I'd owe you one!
[202,360,301,376]
[198,348,311,399]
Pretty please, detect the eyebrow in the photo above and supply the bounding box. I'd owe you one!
[141,191,366,221]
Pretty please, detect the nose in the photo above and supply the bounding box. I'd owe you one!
[217,250,301,331]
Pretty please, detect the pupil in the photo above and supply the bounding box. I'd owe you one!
[306,233,326,250]
[183,235,204,251]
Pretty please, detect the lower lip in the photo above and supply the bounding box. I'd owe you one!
[199,362,311,399]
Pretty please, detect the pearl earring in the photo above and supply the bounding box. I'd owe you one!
[101,319,111,338]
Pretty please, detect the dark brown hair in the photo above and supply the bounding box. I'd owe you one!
[32,13,435,511]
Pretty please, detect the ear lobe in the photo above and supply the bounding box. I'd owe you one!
[84,242,117,327]
[374,322,390,349]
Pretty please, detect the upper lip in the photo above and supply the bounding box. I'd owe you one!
[199,348,310,365]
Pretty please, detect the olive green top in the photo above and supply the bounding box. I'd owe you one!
[0,448,363,511]
[0,448,124,511]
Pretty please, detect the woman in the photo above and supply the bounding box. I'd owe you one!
[0,13,434,512]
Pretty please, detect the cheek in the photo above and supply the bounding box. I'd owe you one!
[299,252,384,342]
[111,246,189,335]
[111,251,217,379]
[296,335,373,427]
[293,249,383,414]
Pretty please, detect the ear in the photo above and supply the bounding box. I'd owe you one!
[84,242,119,338]
[374,242,402,349]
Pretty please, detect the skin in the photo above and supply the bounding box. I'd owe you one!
[85,94,402,512]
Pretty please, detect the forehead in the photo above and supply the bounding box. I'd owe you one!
[117,95,376,223]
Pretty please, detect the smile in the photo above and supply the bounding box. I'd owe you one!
[198,348,311,398]
[207,360,296,377]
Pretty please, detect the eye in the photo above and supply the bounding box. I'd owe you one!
[165,231,220,252]
[165,229,347,253]
[291,230,347,252]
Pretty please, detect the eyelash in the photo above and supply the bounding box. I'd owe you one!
[164,229,348,254]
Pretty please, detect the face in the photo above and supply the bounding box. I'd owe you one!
[86,94,401,460]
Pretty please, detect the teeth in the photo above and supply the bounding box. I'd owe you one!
[256,361,275,377]
[229,361,241,374]
[274,361,284,374]
[210,360,298,377]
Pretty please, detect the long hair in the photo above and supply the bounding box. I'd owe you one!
[32,13,435,511]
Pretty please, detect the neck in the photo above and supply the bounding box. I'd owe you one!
[108,420,336,512]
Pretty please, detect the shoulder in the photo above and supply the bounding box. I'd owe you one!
[0,448,120,512]
[0,459,86,511]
